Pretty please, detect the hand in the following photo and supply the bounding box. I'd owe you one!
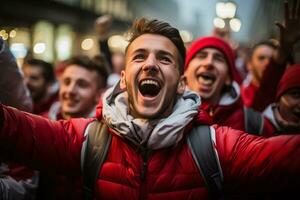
[276,0,300,55]
[94,15,113,39]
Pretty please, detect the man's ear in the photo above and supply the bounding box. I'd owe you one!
[120,70,126,89]
[177,75,186,95]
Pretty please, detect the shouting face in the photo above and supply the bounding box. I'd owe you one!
[184,48,230,104]
[121,34,185,119]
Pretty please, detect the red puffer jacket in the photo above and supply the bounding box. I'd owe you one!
[0,104,300,199]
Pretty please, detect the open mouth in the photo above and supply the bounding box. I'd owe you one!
[138,79,161,97]
[197,72,216,85]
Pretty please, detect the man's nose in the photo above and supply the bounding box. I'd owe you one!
[202,55,214,69]
[142,54,159,72]
[65,82,77,93]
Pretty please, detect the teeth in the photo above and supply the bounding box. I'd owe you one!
[141,80,159,87]
[198,76,213,85]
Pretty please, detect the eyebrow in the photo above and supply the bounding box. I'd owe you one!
[132,48,175,59]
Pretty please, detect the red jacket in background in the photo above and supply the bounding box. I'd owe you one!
[200,84,273,136]
[38,102,83,200]
[33,91,58,115]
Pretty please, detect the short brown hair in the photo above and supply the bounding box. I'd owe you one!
[126,18,186,74]
[64,54,110,89]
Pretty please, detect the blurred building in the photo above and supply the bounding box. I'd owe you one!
[2,0,298,65]
[0,0,132,65]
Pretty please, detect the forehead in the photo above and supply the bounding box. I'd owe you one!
[197,47,224,56]
[253,45,274,54]
[62,64,97,79]
[23,64,44,75]
[283,88,300,95]
[126,34,179,57]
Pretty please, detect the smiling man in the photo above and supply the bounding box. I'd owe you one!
[0,17,300,200]
[43,55,109,120]
[22,58,58,114]
[38,55,109,200]
[184,0,300,133]
[184,36,253,132]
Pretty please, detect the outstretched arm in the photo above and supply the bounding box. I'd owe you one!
[215,125,300,194]
[0,104,93,175]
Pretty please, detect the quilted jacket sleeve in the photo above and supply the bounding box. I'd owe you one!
[0,104,93,176]
[214,125,300,194]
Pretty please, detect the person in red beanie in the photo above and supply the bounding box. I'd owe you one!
[184,36,267,133]
[184,0,300,134]
[264,64,300,134]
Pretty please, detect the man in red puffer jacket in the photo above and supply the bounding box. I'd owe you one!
[0,17,300,200]
[37,55,109,200]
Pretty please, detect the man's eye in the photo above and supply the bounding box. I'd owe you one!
[78,81,89,88]
[195,53,206,59]
[290,91,300,98]
[63,79,70,86]
[133,54,145,61]
[160,56,172,63]
[214,55,226,62]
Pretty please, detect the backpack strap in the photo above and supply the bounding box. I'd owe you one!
[82,120,111,200]
[187,125,223,200]
[243,106,264,135]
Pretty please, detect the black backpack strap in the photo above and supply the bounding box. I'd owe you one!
[187,125,223,200]
[243,106,264,135]
[82,120,112,200]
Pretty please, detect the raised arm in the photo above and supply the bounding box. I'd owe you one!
[250,0,300,111]
[275,0,300,65]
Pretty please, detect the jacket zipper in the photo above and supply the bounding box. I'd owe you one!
[139,148,149,200]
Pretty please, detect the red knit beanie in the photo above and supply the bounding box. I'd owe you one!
[185,36,241,83]
[276,64,300,100]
